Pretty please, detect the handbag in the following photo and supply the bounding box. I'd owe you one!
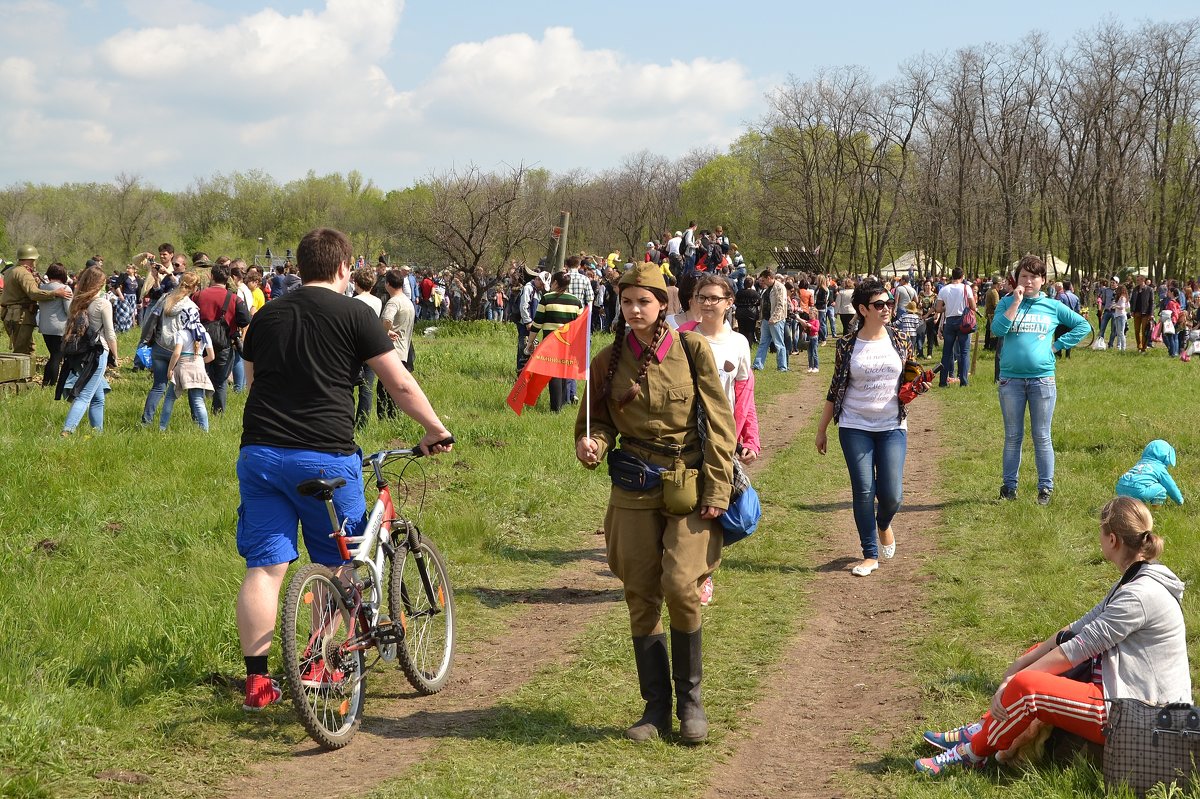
[1103,699,1200,797]
[959,284,977,333]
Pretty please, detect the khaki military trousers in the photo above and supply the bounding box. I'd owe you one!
[603,504,721,637]
[4,321,35,355]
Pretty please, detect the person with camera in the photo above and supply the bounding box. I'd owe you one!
[815,277,919,577]
[574,263,735,745]
[915,496,1189,775]
[992,255,1090,505]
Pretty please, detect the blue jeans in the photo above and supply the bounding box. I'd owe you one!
[354,364,374,429]
[940,318,970,386]
[807,335,819,369]
[161,385,209,431]
[753,320,788,370]
[1099,308,1115,345]
[998,376,1057,492]
[785,319,799,353]
[1164,331,1180,357]
[231,349,245,392]
[838,426,906,560]
[205,347,235,414]
[1112,315,1128,350]
[63,350,110,432]
[141,344,174,425]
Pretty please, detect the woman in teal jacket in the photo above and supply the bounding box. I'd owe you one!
[991,255,1090,505]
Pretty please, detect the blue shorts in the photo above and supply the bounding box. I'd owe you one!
[236,445,368,568]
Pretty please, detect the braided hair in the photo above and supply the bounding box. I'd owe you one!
[598,286,670,411]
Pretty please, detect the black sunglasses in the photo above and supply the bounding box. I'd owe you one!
[868,299,896,311]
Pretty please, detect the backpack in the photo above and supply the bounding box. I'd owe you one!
[61,312,102,358]
[204,291,235,351]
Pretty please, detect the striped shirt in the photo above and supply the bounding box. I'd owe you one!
[530,291,583,336]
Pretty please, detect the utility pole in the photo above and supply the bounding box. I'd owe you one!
[545,211,569,272]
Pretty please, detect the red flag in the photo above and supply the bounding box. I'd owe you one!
[506,306,590,414]
[506,369,552,415]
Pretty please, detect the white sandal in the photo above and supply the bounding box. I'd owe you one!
[851,561,879,577]
[879,530,896,559]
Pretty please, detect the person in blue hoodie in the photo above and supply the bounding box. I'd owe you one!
[1116,440,1185,506]
[991,255,1091,505]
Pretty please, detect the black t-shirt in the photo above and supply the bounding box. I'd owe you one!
[241,286,392,455]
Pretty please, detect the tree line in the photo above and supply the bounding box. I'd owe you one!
[4,18,1200,316]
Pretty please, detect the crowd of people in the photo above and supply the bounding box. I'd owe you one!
[1,232,1192,781]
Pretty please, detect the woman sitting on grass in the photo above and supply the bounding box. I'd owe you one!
[915,496,1190,776]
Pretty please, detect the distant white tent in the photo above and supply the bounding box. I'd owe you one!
[882,250,942,277]
[1010,253,1070,277]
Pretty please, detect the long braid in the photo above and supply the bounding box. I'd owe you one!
[616,308,668,409]
[598,314,626,404]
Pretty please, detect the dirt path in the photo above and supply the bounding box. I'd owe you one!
[704,393,946,799]
[215,375,823,799]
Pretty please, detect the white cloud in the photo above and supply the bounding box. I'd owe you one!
[0,5,761,190]
[121,0,220,27]
[0,57,39,104]
[416,27,757,150]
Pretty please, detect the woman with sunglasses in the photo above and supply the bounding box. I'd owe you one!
[815,278,916,576]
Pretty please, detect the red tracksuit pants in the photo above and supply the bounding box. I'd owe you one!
[971,669,1107,757]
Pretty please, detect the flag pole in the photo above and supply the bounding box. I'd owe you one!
[585,305,592,440]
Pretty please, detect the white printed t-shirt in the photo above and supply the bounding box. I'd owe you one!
[838,337,906,432]
[699,325,751,407]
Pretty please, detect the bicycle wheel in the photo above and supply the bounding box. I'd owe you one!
[281,563,366,749]
[389,531,456,694]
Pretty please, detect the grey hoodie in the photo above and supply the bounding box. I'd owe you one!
[1061,563,1191,705]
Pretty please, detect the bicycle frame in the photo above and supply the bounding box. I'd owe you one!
[318,449,431,661]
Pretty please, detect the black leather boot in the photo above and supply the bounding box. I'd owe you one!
[626,634,672,741]
[671,626,708,744]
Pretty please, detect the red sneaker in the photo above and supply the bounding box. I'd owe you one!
[301,659,345,689]
[242,674,282,712]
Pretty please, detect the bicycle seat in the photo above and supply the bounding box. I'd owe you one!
[296,477,347,497]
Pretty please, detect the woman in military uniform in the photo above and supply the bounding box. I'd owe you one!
[575,263,736,744]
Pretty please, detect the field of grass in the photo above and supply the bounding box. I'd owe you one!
[1,324,1196,798]
[874,344,1200,799]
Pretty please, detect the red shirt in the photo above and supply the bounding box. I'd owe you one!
[420,277,434,301]
[194,285,240,326]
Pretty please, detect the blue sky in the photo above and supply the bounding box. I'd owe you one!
[1,0,1196,191]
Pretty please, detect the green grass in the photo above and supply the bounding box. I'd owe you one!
[3,328,1197,798]
[869,345,1200,799]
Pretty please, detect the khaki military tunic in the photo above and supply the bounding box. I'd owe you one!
[1,265,59,355]
[575,329,736,636]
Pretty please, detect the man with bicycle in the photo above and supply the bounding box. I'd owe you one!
[235,227,453,711]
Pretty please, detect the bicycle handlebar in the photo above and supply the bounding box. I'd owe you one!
[362,436,456,466]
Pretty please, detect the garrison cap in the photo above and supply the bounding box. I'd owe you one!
[617,262,667,294]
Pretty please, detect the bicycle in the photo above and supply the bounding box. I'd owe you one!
[279,441,456,750]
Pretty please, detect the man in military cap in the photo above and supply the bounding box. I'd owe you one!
[1,245,72,354]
